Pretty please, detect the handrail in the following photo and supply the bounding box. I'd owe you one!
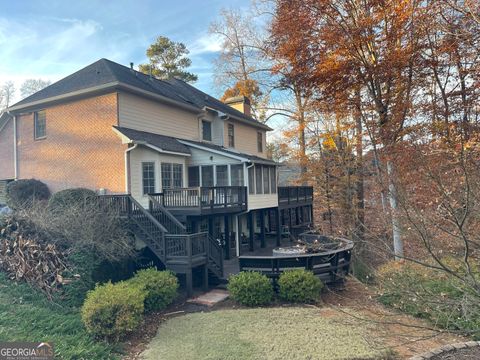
[129,196,168,233]
[207,234,224,278]
[148,194,187,234]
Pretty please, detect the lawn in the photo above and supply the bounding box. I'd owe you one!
[141,307,388,360]
[0,273,117,360]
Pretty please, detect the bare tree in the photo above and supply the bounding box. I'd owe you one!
[0,81,16,111]
[20,79,51,99]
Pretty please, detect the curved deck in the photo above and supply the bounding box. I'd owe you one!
[238,237,353,285]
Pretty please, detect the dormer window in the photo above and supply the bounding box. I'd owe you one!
[202,120,212,141]
[34,110,46,140]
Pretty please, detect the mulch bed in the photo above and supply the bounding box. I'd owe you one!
[429,346,480,360]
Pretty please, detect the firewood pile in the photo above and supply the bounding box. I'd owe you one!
[0,216,69,297]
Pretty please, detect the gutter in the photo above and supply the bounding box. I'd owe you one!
[5,111,17,180]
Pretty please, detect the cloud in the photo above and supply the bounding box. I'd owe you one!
[188,32,223,56]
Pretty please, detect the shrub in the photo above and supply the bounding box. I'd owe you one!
[6,179,50,209]
[228,271,274,306]
[81,281,145,341]
[278,269,323,303]
[48,188,97,211]
[377,260,480,339]
[129,268,178,312]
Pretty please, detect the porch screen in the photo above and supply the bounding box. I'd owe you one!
[263,166,270,194]
[216,165,228,186]
[248,166,255,194]
[188,166,200,187]
[201,166,214,187]
[255,165,263,194]
[231,164,244,186]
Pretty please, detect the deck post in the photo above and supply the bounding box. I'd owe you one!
[310,205,314,227]
[235,215,240,257]
[275,208,281,247]
[224,215,231,260]
[203,264,209,291]
[260,208,266,248]
[186,271,193,297]
[248,211,254,252]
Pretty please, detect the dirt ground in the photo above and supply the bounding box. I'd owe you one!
[122,277,468,360]
[322,278,467,359]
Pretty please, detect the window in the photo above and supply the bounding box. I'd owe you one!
[188,166,200,187]
[263,166,270,194]
[255,164,263,194]
[201,165,214,187]
[202,120,212,141]
[257,132,263,153]
[34,110,46,139]
[216,165,228,186]
[248,166,255,194]
[173,164,183,188]
[162,163,183,189]
[161,163,172,189]
[142,162,155,195]
[231,164,244,186]
[270,167,277,194]
[227,124,235,147]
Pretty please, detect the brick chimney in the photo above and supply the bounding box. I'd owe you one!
[224,96,251,117]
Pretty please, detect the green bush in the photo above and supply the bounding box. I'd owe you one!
[377,260,480,339]
[6,179,50,209]
[129,268,178,312]
[278,269,323,303]
[228,271,274,307]
[81,281,145,341]
[48,188,96,211]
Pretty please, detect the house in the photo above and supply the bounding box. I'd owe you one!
[0,59,313,294]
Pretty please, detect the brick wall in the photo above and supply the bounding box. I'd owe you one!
[16,93,127,193]
[0,118,15,180]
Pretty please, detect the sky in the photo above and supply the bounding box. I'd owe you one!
[0,0,249,101]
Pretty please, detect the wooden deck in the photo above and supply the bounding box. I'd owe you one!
[223,235,296,279]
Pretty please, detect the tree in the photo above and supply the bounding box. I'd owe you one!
[20,79,51,99]
[139,36,197,83]
[270,0,431,259]
[0,81,16,111]
[210,8,272,120]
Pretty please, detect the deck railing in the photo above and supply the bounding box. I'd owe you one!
[98,194,222,276]
[278,186,313,205]
[150,186,247,213]
[148,195,187,234]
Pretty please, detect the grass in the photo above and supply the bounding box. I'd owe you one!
[141,307,390,360]
[0,273,118,359]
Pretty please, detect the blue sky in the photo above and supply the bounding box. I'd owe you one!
[0,0,248,100]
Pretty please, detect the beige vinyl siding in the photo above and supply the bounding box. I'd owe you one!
[0,118,15,180]
[118,92,200,140]
[188,148,241,166]
[129,145,188,207]
[225,121,267,158]
[248,194,278,210]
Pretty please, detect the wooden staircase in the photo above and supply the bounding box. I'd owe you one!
[99,194,224,295]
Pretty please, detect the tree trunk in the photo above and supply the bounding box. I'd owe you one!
[387,161,403,259]
[354,94,365,244]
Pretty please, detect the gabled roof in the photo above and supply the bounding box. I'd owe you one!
[178,139,278,165]
[113,126,191,155]
[9,58,271,130]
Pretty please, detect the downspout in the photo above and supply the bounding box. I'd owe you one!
[124,144,138,194]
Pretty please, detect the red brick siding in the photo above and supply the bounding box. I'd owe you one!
[0,119,15,180]
[16,93,126,193]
